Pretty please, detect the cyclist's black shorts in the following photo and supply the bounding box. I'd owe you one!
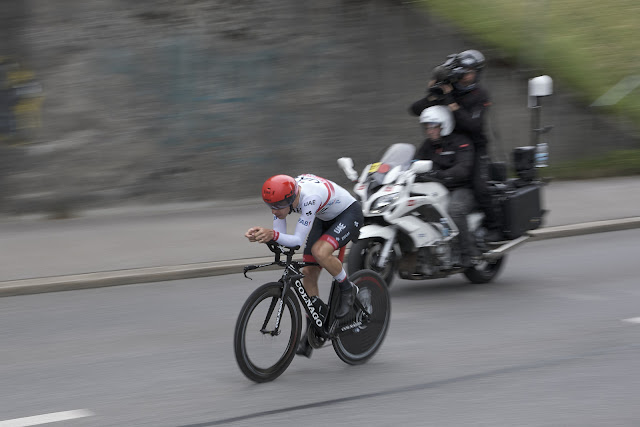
[303,201,363,262]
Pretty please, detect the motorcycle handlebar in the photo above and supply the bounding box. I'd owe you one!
[414,172,444,184]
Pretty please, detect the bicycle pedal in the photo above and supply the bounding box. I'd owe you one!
[296,340,313,358]
[356,288,372,312]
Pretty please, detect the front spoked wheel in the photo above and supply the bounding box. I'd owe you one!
[332,270,390,365]
[234,282,302,383]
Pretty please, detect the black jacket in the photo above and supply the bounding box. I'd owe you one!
[410,86,491,155]
[415,132,475,189]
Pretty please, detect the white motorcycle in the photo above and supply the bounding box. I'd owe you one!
[337,143,545,287]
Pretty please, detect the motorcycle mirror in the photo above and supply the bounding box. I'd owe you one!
[410,160,433,174]
[337,157,359,181]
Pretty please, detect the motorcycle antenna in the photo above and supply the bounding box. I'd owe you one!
[482,66,509,163]
[528,75,554,169]
[486,97,508,163]
[528,75,554,145]
[485,74,554,164]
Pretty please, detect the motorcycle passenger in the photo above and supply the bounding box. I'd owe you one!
[410,50,502,242]
[415,106,481,268]
[245,174,363,358]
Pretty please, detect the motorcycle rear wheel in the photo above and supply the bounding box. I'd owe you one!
[463,255,505,284]
[347,238,397,287]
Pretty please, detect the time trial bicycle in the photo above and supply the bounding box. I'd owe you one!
[234,242,390,383]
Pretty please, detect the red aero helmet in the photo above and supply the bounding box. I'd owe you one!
[262,175,299,209]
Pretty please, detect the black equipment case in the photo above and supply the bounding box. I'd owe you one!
[500,182,544,240]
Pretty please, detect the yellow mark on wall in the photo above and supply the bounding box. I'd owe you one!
[1,57,44,137]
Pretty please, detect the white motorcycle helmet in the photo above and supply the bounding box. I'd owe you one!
[419,105,454,136]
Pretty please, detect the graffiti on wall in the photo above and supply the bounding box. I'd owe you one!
[101,38,328,166]
[0,57,44,143]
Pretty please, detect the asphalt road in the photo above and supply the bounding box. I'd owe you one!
[1,229,640,426]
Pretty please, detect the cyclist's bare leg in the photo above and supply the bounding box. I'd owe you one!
[301,265,321,297]
[312,239,356,318]
[311,239,343,276]
[301,240,344,297]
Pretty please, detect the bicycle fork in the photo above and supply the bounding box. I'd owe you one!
[260,279,295,336]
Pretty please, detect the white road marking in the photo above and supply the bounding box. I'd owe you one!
[622,317,640,324]
[0,409,94,427]
[591,75,640,106]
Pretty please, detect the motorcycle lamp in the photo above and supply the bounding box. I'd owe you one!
[378,163,390,174]
[371,192,399,214]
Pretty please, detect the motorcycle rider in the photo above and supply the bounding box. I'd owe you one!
[410,50,503,242]
[245,173,363,358]
[415,105,481,268]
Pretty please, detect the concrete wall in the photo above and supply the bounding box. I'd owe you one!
[1,0,638,214]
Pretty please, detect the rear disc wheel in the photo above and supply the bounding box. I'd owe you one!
[332,269,391,365]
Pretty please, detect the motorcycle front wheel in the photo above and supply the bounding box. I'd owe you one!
[347,238,397,287]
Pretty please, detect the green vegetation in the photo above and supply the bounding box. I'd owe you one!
[543,149,640,180]
[419,0,640,180]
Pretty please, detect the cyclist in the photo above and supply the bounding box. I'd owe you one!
[245,173,363,357]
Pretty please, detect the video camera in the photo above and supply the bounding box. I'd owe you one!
[428,54,465,97]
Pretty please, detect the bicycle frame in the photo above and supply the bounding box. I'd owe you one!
[243,243,368,340]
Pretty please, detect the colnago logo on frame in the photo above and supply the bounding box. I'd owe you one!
[294,279,323,327]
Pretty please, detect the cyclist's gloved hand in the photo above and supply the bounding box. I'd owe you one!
[250,227,276,244]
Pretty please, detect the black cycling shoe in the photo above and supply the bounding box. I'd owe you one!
[335,282,358,318]
[296,335,313,358]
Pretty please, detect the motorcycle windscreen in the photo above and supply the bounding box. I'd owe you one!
[368,143,416,185]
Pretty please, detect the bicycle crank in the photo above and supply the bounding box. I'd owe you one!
[307,324,327,349]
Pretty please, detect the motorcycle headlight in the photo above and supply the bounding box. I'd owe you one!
[370,193,399,214]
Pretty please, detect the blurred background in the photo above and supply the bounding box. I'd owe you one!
[1,0,638,216]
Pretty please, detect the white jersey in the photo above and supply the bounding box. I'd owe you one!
[272,174,356,248]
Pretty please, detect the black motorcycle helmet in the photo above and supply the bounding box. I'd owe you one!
[456,49,485,71]
[452,49,485,93]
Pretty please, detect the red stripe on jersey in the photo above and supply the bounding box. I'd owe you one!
[303,254,316,263]
[460,144,469,148]
[317,179,335,212]
[273,231,279,242]
[320,234,340,250]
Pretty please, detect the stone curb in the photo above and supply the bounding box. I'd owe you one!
[527,217,640,241]
[2,217,640,298]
